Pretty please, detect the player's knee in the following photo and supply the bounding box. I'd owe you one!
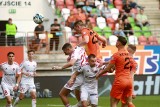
[128,102,135,107]
[82,101,87,107]
[7,99,12,104]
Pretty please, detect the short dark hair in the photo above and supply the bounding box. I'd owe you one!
[117,36,127,46]
[128,44,136,51]
[54,18,58,21]
[88,54,96,59]
[62,43,72,50]
[74,20,84,27]
[27,50,35,54]
[7,52,15,56]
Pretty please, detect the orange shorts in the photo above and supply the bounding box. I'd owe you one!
[110,77,133,103]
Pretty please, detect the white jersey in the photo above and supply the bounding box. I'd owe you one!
[78,63,104,89]
[70,46,87,73]
[0,62,21,87]
[20,60,37,85]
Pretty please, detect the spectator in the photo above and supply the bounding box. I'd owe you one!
[129,0,144,9]
[66,10,77,29]
[33,23,45,51]
[76,7,87,23]
[75,0,85,8]
[101,2,112,19]
[124,18,133,36]
[118,10,128,22]
[86,0,96,8]
[135,9,150,29]
[114,19,126,37]
[82,1,93,15]
[6,18,17,46]
[50,18,61,51]
[123,0,135,18]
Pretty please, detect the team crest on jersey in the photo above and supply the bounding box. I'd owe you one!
[13,68,15,71]
[5,68,7,70]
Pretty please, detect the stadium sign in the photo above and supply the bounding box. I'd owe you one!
[0,0,31,7]
[1,75,160,99]
[101,45,160,75]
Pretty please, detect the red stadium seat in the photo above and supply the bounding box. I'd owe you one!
[138,36,148,45]
[55,0,65,10]
[88,17,96,27]
[148,36,159,45]
[65,0,75,10]
[131,8,138,14]
[106,17,115,30]
[114,0,123,11]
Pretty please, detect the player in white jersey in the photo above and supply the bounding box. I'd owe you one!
[52,43,87,107]
[68,54,104,107]
[0,52,21,107]
[13,50,37,107]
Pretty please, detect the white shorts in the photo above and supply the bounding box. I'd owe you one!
[1,83,14,97]
[64,74,84,91]
[81,85,98,105]
[19,84,36,93]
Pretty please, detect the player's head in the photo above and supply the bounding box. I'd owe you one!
[88,54,96,67]
[62,43,73,55]
[27,50,35,59]
[7,52,15,63]
[116,36,127,48]
[127,44,136,54]
[74,20,85,33]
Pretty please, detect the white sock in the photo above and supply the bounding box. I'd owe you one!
[32,99,36,107]
[65,104,71,107]
[13,97,20,106]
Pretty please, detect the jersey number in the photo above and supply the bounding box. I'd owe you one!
[124,57,130,69]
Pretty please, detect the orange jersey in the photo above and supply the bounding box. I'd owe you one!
[81,28,102,59]
[130,57,138,73]
[110,49,133,100]
[110,49,132,79]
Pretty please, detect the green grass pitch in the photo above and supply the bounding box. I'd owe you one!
[0,96,160,107]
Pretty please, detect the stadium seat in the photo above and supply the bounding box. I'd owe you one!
[128,17,135,27]
[64,26,72,42]
[61,8,70,21]
[138,36,148,45]
[65,0,74,10]
[111,8,119,20]
[148,36,158,45]
[88,17,96,27]
[142,26,152,38]
[114,0,123,11]
[109,35,118,45]
[96,17,107,29]
[103,26,112,38]
[128,35,138,45]
[133,26,142,38]
[93,26,102,36]
[55,0,65,10]
[131,8,138,15]
[106,17,115,30]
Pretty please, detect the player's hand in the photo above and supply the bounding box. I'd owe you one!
[13,86,18,91]
[52,66,62,70]
[96,73,100,80]
[22,72,30,76]
[102,43,106,48]
[33,72,37,76]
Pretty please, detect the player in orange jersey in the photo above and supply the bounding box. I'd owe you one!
[73,20,107,60]
[96,36,135,107]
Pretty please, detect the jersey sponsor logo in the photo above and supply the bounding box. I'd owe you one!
[5,73,15,76]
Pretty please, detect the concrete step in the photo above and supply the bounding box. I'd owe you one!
[149,20,160,24]
[148,15,160,19]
